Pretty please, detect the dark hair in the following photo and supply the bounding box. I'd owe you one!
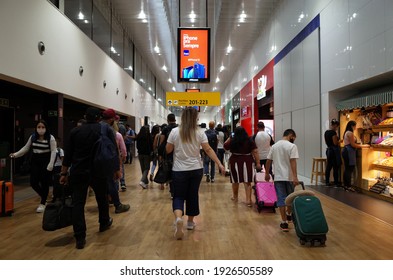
[137,125,151,140]
[345,120,356,133]
[230,126,250,150]
[283,129,296,137]
[257,121,265,129]
[167,113,176,123]
[85,107,101,122]
[216,124,223,131]
[331,119,339,126]
[151,125,160,137]
[34,119,51,141]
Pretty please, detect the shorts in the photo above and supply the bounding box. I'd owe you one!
[274,181,294,207]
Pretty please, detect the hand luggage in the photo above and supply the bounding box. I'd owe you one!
[253,172,277,213]
[42,185,73,231]
[292,195,329,246]
[1,157,14,217]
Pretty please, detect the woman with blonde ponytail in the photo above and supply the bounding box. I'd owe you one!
[166,107,225,240]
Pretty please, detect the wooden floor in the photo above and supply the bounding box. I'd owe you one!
[1,160,393,260]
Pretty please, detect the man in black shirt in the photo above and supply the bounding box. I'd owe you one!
[159,113,178,197]
[324,119,341,187]
[60,107,120,249]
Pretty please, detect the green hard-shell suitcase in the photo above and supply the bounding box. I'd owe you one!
[292,195,329,246]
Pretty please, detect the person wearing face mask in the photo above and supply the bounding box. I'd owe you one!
[10,119,57,213]
[265,129,299,232]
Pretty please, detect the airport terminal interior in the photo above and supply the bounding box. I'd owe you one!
[1,0,393,260]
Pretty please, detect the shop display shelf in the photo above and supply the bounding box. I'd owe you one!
[370,164,393,173]
[372,125,393,132]
[371,144,393,152]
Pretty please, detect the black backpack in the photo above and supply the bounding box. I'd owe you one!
[205,129,218,151]
[91,123,118,178]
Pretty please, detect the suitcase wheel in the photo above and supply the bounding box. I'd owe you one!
[258,201,264,208]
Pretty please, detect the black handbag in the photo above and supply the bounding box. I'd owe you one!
[42,187,73,231]
[154,154,172,184]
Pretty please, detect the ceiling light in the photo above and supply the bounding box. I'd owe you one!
[157,98,162,102]
[138,10,146,20]
[172,87,176,91]
[154,45,160,53]
[226,44,233,54]
[110,46,117,54]
[216,77,220,83]
[219,65,225,72]
[78,12,84,20]
[168,78,172,83]
[162,65,167,72]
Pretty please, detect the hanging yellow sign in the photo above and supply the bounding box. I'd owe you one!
[166,92,221,106]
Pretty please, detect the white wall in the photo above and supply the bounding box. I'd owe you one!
[0,0,170,128]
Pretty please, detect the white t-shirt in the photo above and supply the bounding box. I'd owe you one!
[54,148,64,167]
[267,139,299,181]
[167,127,208,171]
[217,131,225,149]
[254,131,271,160]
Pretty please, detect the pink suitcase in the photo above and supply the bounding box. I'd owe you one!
[253,181,277,213]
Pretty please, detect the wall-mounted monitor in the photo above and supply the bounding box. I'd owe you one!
[178,28,210,83]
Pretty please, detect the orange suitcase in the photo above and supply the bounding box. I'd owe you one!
[1,157,14,216]
[1,181,14,216]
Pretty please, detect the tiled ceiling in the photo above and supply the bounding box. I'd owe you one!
[110,0,279,112]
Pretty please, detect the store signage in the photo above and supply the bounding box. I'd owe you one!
[166,91,220,106]
[257,75,267,100]
[178,28,210,83]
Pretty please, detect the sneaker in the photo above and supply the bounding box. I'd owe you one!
[187,221,196,230]
[120,185,127,191]
[174,218,184,240]
[75,239,86,249]
[286,214,292,223]
[36,204,45,213]
[139,181,148,189]
[211,178,215,183]
[206,174,210,182]
[115,203,130,214]
[280,222,289,232]
[99,217,113,232]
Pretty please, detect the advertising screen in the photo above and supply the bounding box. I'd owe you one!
[178,28,210,83]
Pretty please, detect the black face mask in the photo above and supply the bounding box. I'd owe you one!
[289,138,295,143]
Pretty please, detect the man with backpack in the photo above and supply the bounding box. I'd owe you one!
[101,109,130,214]
[60,107,119,249]
[204,121,218,182]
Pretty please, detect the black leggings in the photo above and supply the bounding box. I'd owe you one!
[342,148,355,188]
[30,153,52,205]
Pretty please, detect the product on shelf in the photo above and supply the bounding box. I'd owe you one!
[377,118,393,125]
[373,157,393,167]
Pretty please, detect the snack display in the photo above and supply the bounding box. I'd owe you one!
[377,118,393,125]
[373,157,393,167]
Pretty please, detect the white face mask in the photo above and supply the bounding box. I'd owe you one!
[37,128,46,136]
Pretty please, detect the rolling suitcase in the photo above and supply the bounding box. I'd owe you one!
[1,157,14,216]
[253,172,277,213]
[292,195,328,246]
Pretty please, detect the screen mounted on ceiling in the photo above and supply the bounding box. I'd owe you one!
[178,28,210,83]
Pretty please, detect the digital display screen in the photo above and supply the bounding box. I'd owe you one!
[178,28,210,83]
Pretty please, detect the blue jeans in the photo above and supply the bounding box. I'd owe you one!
[172,169,203,216]
[274,181,294,207]
[120,162,126,186]
[203,153,216,179]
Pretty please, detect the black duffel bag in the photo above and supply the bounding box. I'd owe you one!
[42,194,73,231]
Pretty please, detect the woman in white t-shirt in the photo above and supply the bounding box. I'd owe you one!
[166,107,225,240]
